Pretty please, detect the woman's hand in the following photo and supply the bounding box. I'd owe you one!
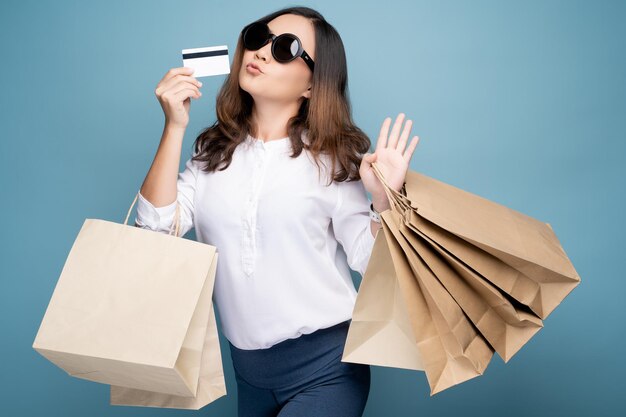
[359,113,420,211]
[155,66,203,130]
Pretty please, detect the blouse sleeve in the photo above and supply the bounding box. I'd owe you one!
[331,178,378,276]
[134,153,200,237]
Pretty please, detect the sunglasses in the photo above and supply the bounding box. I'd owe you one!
[241,21,315,72]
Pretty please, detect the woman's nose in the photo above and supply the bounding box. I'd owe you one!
[254,43,272,63]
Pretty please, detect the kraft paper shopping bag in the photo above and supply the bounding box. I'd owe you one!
[110,295,226,409]
[343,162,580,395]
[341,217,427,372]
[402,169,580,320]
[342,207,494,395]
[32,191,226,409]
[401,213,544,362]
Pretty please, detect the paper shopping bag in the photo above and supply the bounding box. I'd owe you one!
[341,214,427,372]
[342,207,494,395]
[385,208,495,391]
[110,297,226,409]
[32,191,226,409]
[343,162,581,395]
[400,212,544,362]
[402,169,580,320]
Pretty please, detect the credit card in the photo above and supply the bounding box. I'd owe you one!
[181,45,230,77]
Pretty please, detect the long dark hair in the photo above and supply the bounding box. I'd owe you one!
[190,6,370,185]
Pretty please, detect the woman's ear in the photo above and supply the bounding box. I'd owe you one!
[302,86,312,99]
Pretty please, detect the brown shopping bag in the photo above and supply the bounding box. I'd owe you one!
[32,191,226,410]
[342,162,581,395]
[400,170,580,321]
[402,211,544,362]
[342,203,494,395]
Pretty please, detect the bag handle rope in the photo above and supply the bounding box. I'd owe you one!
[124,190,181,237]
[370,162,413,214]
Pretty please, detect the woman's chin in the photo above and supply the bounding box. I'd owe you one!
[239,77,262,95]
[240,87,274,102]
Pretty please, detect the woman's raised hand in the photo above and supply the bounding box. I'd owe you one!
[155,67,203,129]
[360,112,420,210]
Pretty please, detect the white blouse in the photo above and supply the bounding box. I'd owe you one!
[134,132,377,350]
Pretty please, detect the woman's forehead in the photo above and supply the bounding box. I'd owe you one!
[267,14,315,58]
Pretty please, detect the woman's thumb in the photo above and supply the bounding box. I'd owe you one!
[364,152,377,164]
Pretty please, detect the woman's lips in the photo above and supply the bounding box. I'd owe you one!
[246,63,263,74]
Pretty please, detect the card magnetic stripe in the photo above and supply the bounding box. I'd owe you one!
[183,49,228,60]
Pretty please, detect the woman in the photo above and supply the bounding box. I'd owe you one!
[135,6,419,417]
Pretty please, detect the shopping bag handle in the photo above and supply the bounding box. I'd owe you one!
[370,162,413,213]
[123,190,181,237]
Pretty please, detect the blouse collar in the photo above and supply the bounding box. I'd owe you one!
[244,130,310,152]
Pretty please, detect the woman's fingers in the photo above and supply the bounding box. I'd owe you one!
[403,136,420,163]
[161,81,201,102]
[396,119,412,152]
[170,80,200,97]
[156,74,202,96]
[171,88,201,103]
[158,66,195,85]
[376,117,392,151]
[387,113,405,149]
[156,67,201,129]
[377,113,418,160]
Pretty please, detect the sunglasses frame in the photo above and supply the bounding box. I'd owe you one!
[241,21,315,72]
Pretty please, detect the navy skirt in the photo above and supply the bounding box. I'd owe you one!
[228,319,371,417]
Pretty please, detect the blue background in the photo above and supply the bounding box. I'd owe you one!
[1,0,623,416]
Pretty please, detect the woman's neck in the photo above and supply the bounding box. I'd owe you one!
[250,99,301,142]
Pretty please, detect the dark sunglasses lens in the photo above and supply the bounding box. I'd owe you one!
[273,35,300,62]
[243,22,268,50]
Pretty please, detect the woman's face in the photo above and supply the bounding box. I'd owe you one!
[239,14,315,104]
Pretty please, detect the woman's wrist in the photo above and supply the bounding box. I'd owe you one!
[370,181,406,212]
[371,196,390,213]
